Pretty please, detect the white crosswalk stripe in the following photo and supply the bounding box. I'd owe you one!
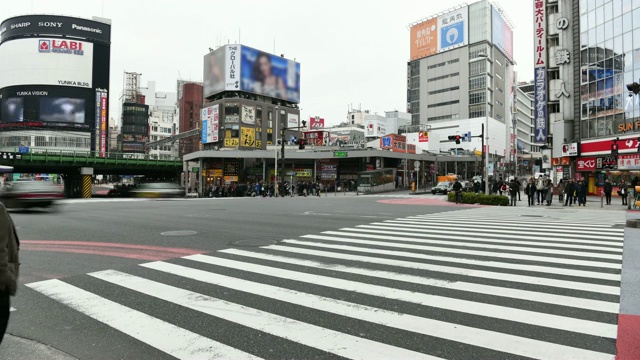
[27,207,624,359]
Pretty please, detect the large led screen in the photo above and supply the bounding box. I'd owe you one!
[0,37,93,89]
[39,97,85,124]
[202,45,301,103]
[492,7,514,61]
[0,98,24,122]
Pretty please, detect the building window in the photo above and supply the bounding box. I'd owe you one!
[428,114,460,121]
[411,101,420,113]
[496,73,503,80]
[469,75,487,90]
[469,42,491,60]
[410,77,420,88]
[427,86,459,95]
[548,103,560,113]
[410,61,420,76]
[427,72,459,82]
[469,60,487,76]
[469,90,487,105]
[225,103,239,117]
[427,100,459,108]
[427,58,460,69]
[495,59,502,66]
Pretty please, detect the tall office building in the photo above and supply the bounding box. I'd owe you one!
[407,0,517,165]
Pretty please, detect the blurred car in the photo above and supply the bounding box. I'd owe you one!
[131,182,183,198]
[107,184,135,198]
[431,181,453,195]
[0,181,64,210]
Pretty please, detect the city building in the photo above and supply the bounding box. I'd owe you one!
[121,102,149,154]
[535,0,639,193]
[177,81,203,157]
[346,108,372,126]
[407,0,517,171]
[0,15,111,155]
[140,81,178,158]
[108,124,120,152]
[515,81,536,164]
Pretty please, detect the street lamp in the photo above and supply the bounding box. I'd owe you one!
[274,105,280,196]
[478,52,490,195]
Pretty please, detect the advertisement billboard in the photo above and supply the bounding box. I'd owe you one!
[418,131,429,142]
[287,113,299,128]
[0,37,93,89]
[201,104,219,144]
[98,90,107,157]
[0,87,94,129]
[240,46,300,103]
[365,119,386,137]
[0,15,111,44]
[438,6,468,53]
[410,18,438,60]
[561,142,578,157]
[202,45,301,103]
[309,116,324,130]
[492,6,514,61]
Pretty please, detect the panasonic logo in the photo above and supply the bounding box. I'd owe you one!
[72,24,102,34]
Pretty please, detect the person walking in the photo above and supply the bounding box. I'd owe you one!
[603,179,613,205]
[564,179,575,206]
[557,179,566,204]
[544,179,554,206]
[577,179,588,206]
[620,179,628,206]
[0,203,20,344]
[536,175,545,205]
[509,178,520,206]
[525,178,536,206]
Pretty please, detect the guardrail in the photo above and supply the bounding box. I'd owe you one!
[3,149,183,167]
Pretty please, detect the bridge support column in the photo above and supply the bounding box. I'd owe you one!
[80,167,93,199]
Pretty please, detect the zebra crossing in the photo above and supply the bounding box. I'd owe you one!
[26,207,625,359]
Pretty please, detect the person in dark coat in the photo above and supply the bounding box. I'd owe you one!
[0,203,20,344]
[525,177,536,207]
[603,179,613,205]
[564,179,575,206]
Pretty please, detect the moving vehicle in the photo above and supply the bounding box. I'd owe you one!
[130,182,183,198]
[431,181,453,195]
[0,181,64,210]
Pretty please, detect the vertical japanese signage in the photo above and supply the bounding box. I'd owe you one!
[99,90,107,157]
[225,45,240,92]
[533,0,547,144]
[94,89,107,157]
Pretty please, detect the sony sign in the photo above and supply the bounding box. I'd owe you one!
[38,22,62,28]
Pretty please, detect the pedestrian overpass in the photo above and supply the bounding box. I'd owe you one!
[0,150,182,198]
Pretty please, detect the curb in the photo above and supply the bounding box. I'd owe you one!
[617,212,640,359]
[0,334,78,360]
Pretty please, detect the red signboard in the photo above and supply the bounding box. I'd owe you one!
[418,131,429,142]
[576,157,596,171]
[580,136,640,155]
[309,117,325,130]
[99,92,107,157]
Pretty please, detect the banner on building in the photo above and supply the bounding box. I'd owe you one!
[533,0,547,144]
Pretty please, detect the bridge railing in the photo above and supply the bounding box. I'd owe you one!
[10,149,183,165]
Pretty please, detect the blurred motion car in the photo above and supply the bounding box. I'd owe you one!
[0,181,64,210]
[431,181,453,195]
[130,182,183,198]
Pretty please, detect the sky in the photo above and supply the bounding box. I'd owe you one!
[1,0,534,127]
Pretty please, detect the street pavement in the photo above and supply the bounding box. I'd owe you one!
[1,193,631,359]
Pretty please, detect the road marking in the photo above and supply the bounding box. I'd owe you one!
[9,307,16,312]
[347,226,623,252]
[303,211,331,216]
[26,279,259,360]
[221,248,619,313]
[275,240,620,294]
[304,234,622,269]
[184,254,617,338]
[90,269,437,360]
[142,261,613,360]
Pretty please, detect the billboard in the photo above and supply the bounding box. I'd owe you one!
[380,134,416,154]
[533,0,547,144]
[0,38,93,89]
[310,116,324,130]
[410,18,438,60]
[203,45,301,103]
[201,104,219,144]
[0,15,111,44]
[0,98,23,122]
[97,90,107,157]
[287,113,299,128]
[365,119,387,137]
[438,6,468,53]
[492,6,514,61]
[418,131,429,142]
[561,142,578,157]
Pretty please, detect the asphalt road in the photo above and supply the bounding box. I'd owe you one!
[2,194,628,359]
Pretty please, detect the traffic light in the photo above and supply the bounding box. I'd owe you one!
[447,135,462,144]
[611,142,619,156]
[627,82,640,95]
[298,139,306,150]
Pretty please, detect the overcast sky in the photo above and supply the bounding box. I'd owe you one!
[1,0,533,127]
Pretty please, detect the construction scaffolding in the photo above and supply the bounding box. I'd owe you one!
[123,71,142,103]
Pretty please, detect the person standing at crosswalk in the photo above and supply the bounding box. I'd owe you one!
[0,203,19,344]
[508,178,520,206]
[525,178,536,206]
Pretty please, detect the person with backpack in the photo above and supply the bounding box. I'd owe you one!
[509,178,520,206]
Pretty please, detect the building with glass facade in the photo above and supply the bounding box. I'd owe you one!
[539,0,639,192]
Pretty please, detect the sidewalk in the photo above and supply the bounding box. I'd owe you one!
[0,335,77,360]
